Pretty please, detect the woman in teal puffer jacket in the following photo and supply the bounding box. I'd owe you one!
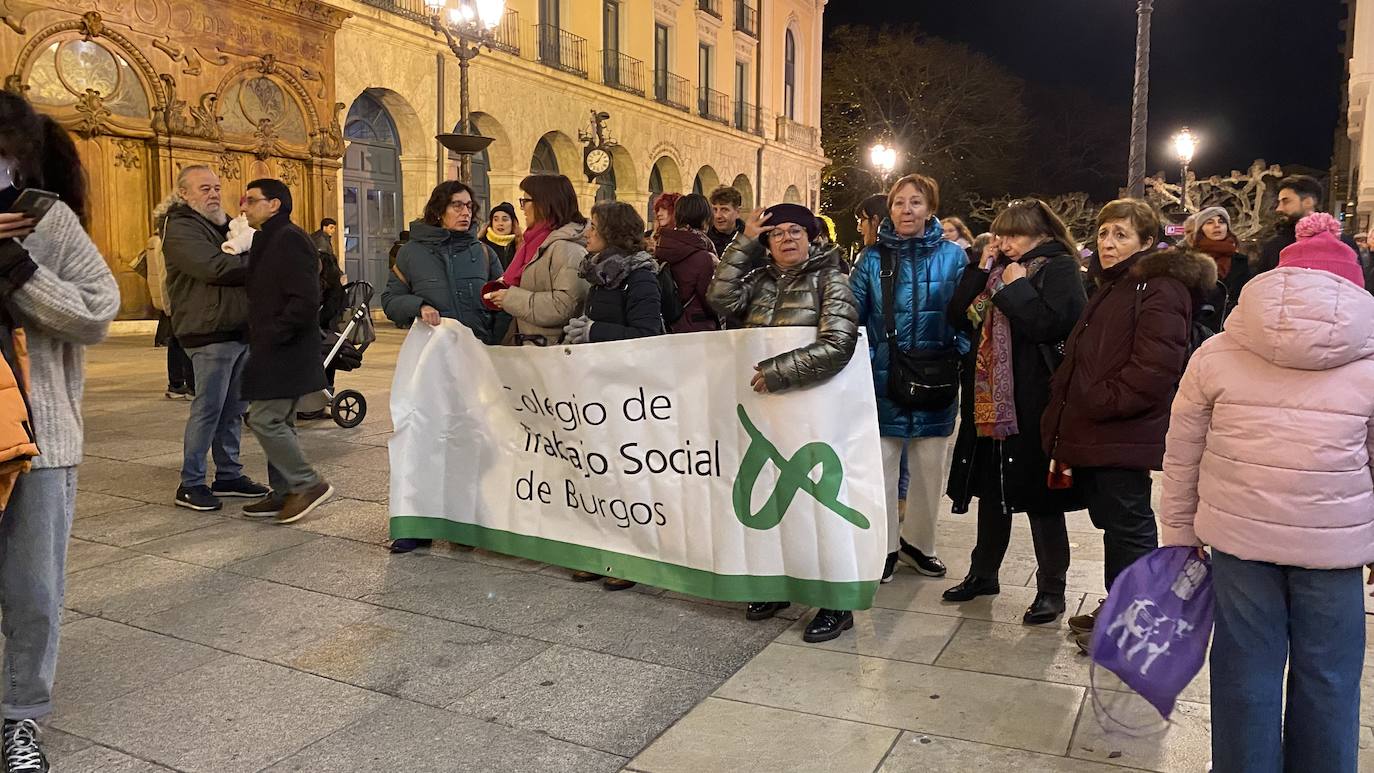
[850,174,969,585]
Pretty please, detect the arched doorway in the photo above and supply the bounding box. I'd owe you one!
[343,90,403,298]
[783,185,803,204]
[530,138,559,175]
[595,165,618,202]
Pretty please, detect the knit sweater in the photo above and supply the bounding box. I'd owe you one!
[7,201,119,468]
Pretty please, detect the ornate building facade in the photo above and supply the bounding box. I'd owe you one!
[2,0,828,315]
[1343,0,1371,232]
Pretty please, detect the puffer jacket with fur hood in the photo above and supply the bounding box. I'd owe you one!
[1159,268,1374,568]
[1042,247,1217,470]
[706,235,859,392]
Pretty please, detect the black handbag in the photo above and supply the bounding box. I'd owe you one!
[880,247,961,410]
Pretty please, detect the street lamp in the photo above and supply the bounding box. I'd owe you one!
[1173,127,1197,213]
[1126,0,1153,198]
[425,0,506,182]
[869,143,898,189]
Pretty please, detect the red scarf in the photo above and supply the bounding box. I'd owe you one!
[1193,234,1237,280]
[501,220,553,287]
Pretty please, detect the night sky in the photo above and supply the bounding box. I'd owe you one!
[825,0,1349,183]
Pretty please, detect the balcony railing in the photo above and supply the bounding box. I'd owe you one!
[536,24,587,78]
[697,0,722,19]
[733,101,760,135]
[489,9,520,55]
[776,116,818,149]
[654,70,691,112]
[698,87,730,125]
[359,0,426,22]
[734,1,758,37]
[602,50,645,97]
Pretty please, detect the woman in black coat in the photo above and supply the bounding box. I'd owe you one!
[562,201,664,590]
[943,199,1087,625]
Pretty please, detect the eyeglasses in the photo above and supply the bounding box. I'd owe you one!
[241,196,268,206]
[772,226,808,242]
[448,200,474,212]
[518,197,534,207]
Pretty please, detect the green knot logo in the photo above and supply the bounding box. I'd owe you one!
[732,404,870,531]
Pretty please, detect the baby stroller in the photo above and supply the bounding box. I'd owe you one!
[300,281,375,428]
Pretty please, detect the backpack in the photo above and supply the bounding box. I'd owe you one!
[0,305,38,514]
[655,263,684,328]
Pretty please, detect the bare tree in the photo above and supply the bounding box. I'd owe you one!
[965,192,1100,246]
[1144,159,1284,241]
[822,25,1029,241]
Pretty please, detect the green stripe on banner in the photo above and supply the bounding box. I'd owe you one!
[390,516,878,610]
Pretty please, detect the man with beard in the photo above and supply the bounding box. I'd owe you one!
[1256,176,1363,280]
[160,165,270,511]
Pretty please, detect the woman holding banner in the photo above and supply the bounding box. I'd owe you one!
[706,202,860,642]
[482,175,589,345]
[563,202,665,591]
[849,174,968,588]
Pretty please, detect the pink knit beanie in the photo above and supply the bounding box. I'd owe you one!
[1278,213,1364,288]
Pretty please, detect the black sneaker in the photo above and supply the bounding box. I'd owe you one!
[175,485,221,511]
[3,719,49,773]
[803,609,854,643]
[896,538,947,577]
[882,551,898,583]
[745,601,791,621]
[211,477,270,498]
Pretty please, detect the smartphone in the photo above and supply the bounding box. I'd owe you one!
[9,189,59,224]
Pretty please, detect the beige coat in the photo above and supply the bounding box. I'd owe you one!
[502,221,589,344]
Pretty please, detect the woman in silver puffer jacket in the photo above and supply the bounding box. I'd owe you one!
[706,202,861,643]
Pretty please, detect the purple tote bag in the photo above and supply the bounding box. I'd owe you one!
[1090,546,1214,720]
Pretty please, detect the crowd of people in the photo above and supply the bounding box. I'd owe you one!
[0,88,1370,771]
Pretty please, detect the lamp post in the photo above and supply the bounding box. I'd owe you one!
[1126,0,1153,198]
[425,0,505,182]
[869,143,898,190]
[1173,127,1197,213]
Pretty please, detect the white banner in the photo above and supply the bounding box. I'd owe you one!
[388,322,887,609]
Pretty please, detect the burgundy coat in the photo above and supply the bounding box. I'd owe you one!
[655,228,719,333]
[1042,247,1217,471]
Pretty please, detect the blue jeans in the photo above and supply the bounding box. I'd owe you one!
[1210,550,1364,773]
[181,341,249,488]
[0,467,77,720]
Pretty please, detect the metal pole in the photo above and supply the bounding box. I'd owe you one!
[1180,163,1189,213]
[458,51,472,183]
[1126,0,1153,199]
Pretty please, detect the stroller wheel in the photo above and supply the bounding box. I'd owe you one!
[331,390,367,429]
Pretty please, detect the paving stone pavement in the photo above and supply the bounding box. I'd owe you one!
[36,330,1374,772]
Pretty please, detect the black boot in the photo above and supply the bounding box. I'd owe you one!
[1022,592,1066,625]
[746,601,791,621]
[803,609,854,643]
[389,538,432,554]
[942,575,1000,602]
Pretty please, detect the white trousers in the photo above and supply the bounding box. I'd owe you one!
[880,436,947,555]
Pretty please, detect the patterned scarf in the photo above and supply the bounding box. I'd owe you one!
[969,254,1051,439]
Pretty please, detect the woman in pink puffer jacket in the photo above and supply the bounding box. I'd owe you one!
[1160,212,1374,773]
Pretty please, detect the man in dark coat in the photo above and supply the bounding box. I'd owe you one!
[706,185,745,256]
[1255,176,1362,281]
[240,178,333,524]
[311,217,337,258]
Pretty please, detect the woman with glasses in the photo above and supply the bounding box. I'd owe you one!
[706,202,859,642]
[382,179,505,554]
[849,174,968,590]
[483,174,589,345]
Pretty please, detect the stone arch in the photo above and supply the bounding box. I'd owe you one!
[783,184,802,204]
[531,130,580,176]
[341,87,426,160]
[608,145,639,196]
[731,174,755,210]
[468,111,513,174]
[692,165,721,197]
[650,155,683,196]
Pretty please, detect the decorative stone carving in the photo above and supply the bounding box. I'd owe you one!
[113,139,142,169]
[0,0,45,35]
[217,151,242,181]
[4,74,26,95]
[278,159,299,187]
[309,101,346,159]
[252,117,280,159]
[73,89,112,138]
[155,73,222,141]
